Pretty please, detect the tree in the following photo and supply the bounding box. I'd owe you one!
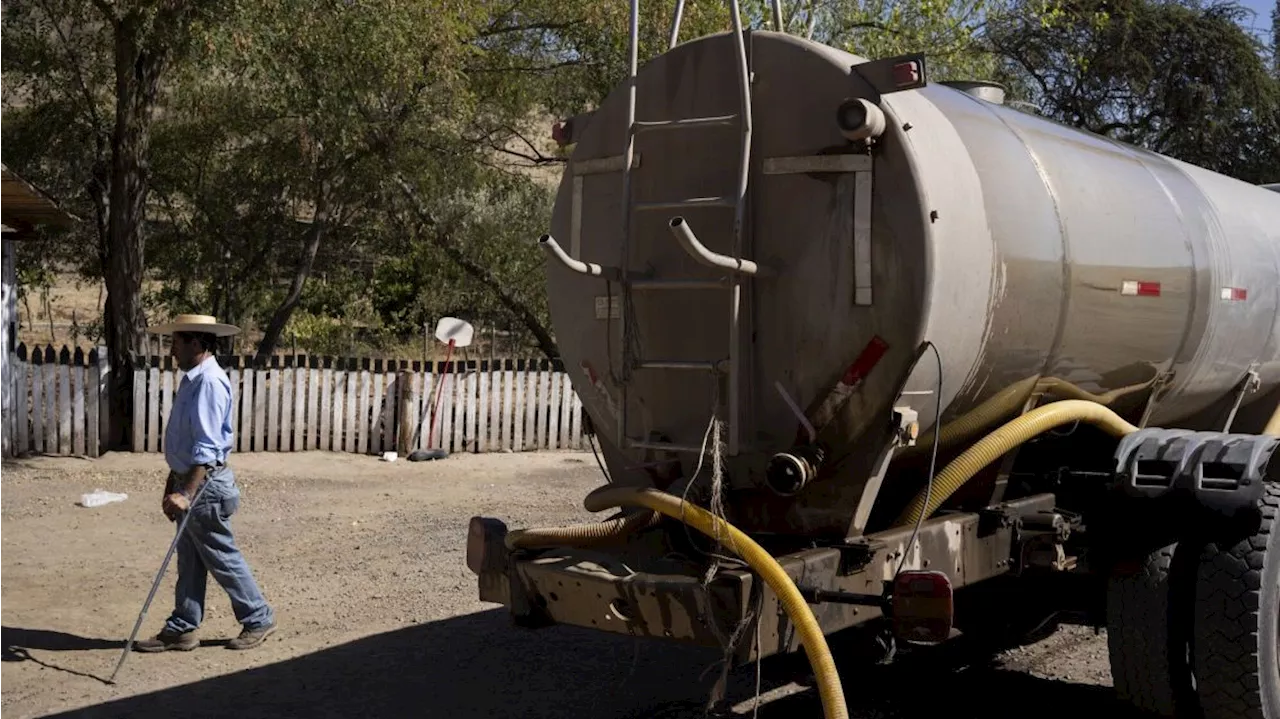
[987,0,1280,183]
[3,0,231,447]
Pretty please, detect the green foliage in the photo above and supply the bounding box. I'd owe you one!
[988,0,1280,182]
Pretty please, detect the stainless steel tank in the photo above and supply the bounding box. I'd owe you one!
[543,30,1280,536]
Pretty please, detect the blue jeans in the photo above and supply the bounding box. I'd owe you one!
[164,466,275,633]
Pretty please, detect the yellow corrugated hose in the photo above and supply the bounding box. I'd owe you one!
[504,509,660,550]
[583,485,849,719]
[894,399,1139,528]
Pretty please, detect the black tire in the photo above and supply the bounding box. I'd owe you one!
[1193,482,1280,719]
[1107,543,1195,716]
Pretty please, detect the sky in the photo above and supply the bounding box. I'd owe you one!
[1237,0,1275,44]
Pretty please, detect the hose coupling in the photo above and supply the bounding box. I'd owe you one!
[766,443,828,496]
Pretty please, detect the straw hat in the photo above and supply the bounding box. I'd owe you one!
[146,314,241,337]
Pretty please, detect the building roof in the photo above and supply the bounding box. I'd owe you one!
[1,164,77,232]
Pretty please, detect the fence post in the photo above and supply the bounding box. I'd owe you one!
[96,345,110,454]
[396,368,413,455]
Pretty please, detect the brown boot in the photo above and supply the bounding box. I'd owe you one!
[227,621,277,650]
[134,629,198,653]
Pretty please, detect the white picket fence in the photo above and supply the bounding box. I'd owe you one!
[5,344,109,458]
[131,357,586,456]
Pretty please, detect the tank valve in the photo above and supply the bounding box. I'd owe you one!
[766,444,828,496]
[835,98,886,142]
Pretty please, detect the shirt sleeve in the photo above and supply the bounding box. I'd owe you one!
[188,376,230,467]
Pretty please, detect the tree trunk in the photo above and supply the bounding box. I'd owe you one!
[254,185,330,364]
[394,177,559,360]
[100,14,169,449]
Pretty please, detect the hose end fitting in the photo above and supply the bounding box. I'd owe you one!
[766,444,828,496]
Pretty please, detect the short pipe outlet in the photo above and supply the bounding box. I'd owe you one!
[835,98,886,142]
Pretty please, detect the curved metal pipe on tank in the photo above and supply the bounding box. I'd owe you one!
[538,235,621,280]
[667,217,771,276]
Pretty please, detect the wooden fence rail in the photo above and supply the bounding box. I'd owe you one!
[130,356,585,456]
[6,343,108,458]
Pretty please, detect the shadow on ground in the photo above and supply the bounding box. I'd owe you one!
[6,611,1124,719]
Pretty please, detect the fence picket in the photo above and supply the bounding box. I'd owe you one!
[355,370,368,454]
[229,369,240,451]
[16,361,29,453]
[294,367,306,451]
[254,370,267,452]
[43,362,56,453]
[455,365,465,450]
[57,364,71,455]
[501,366,514,452]
[87,361,100,457]
[281,368,294,452]
[72,366,85,456]
[147,367,160,453]
[370,371,384,453]
[548,370,561,450]
[344,370,356,453]
[308,367,321,451]
[319,368,332,451]
[266,368,280,452]
[240,369,255,453]
[160,370,174,452]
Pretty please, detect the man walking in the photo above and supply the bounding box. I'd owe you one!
[135,314,277,652]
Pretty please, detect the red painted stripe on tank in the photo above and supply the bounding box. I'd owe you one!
[801,336,891,443]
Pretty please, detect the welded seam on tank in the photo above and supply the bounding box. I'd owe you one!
[980,104,1071,384]
[1167,166,1280,387]
[1118,150,1203,394]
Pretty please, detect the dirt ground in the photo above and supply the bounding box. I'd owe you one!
[3,451,1122,719]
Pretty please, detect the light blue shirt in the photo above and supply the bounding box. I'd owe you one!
[164,355,234,473]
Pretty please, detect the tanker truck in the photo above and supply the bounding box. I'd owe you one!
[465,7,1280,718]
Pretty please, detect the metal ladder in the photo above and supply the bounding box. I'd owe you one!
[538,1,782,459]
[616,0,772,459]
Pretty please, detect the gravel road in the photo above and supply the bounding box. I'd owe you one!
[2,451,1122,718]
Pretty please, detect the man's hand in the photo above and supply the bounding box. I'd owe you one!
[163,472,179,520]
[162,492,191,520]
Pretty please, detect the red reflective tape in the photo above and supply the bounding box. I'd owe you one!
[841,335,890,387]
[1221,287,1248,301]
[1121,280,1161,297]
[893,61,921,86]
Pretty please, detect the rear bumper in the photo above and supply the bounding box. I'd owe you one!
[466,495,1050,663]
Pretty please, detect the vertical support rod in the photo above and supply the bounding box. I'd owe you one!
[668,0,686,49]
[727,0,752,457]
[771,1,784,31]
[619,0,641,453]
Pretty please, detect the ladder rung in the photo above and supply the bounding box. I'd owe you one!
[626,438,707,454]
[634,196,734,211]
[632,115,738,132]
[630,279,727,291]
[636,359,726,372]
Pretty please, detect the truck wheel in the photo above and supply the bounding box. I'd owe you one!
[1107,543,1194,716]
[1193,482,1280,719]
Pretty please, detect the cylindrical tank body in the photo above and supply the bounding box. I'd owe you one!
[545,31,1280,535]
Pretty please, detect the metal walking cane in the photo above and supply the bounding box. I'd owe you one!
[107,478,213,684]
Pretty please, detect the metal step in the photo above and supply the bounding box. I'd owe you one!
[634,196,735,211]
[632,114,737,132]
[630,278,728,291]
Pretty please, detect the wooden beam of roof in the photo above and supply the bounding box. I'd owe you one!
[1,164,78,230]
